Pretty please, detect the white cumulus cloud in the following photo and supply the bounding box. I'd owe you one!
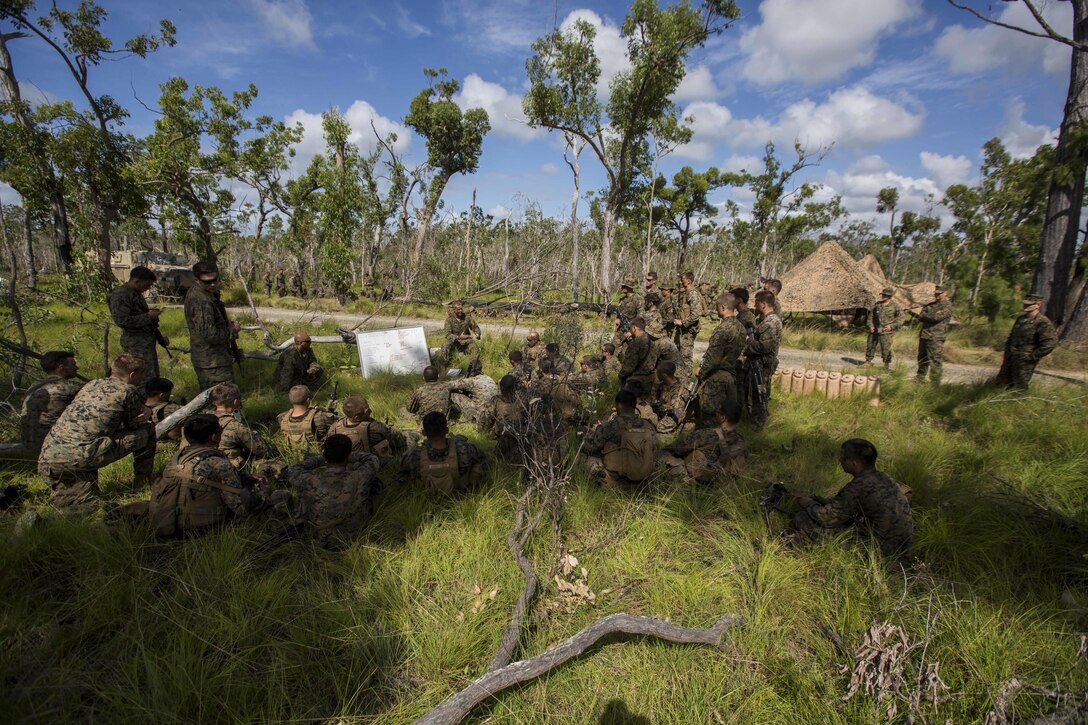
[560,9,630,98]
[284,101,410,177]
[676,87,924,161]
[1000,99,1058,159]
[453,74,541,141]
[540,162,561,176]
[920,151,972,190]
[936,0,1070,76]
[674,65,721,103]
[740,0,921,85]
[822,155,942,222]
[246,0,315,50]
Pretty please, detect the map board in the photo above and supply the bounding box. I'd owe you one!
[355,326,432,377]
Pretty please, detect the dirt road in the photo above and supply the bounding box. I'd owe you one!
[233,305,1087,386]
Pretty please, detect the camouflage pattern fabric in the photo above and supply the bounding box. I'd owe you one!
[440,311,481,363]
[648,338,681,380]
[643,308,667,340]
[660,427,747,481]
[543,354,574,375]
[528,376,583,423]
[865,299,902,365]
[772,295,782,319]
[406,381,452,420]
[178,411,277,470]
[20,375,83,451]
[791,468,913,560]
[743,313,783,430]
[675,287,706,378]
[477,394,525,462]
[148,401,182,441]
[184,284,236,387]
[38,376,156,507]
[510,361,534,387]
[603,355,621,379]
[326,418,405,457]
[619,334,654,389]
[522,341,545,368]
[699,317,746,415]
[108,283,160,379]
[735,308,757,334]
[612,290,643,347]
[913,298,954,382]
[581,410,656,486]
[400,436,487,494]
[995,312,1059,390]
[651,378,686,434]
[277,407,333,446]
[284,450,381,547]
[275,346,323,392]
[449,374,499,423]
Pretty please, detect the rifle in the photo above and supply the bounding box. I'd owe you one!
[327,381,340,415]
[675,376,704,423]
[758,481,790,534]
[605,304,632,338]
[152,320,173,360]
[254,522,304,554]
[743,353,769,425]
[871,303,882,335]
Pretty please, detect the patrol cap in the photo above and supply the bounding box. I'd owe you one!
[342,396,369,417]
[881,287,894,297]
[620,279,636,290]
[1023,294,1044,305]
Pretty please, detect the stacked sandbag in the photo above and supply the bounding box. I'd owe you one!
[773,368,880,405]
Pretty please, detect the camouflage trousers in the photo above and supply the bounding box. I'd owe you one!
[39,428,156,509]
[916,338,945,384]
[994,352,1038,390]
[700,370,738,418]
[450,393,484,423]
[677,331,698,379]
[790,508,910,562]
[438,338,478,368]
[195,364,234,391]
[123,338,160,380]
[865,333,893,366]
[582,454,643,489]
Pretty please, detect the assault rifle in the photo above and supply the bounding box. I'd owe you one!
[743,354,769,427]
[605,304,632,338]
[871,303,882,334]
[327,381,340,415]
[758,482,827,534]
[152,319,173,360]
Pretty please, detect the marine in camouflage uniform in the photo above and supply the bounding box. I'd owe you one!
[994,294,1059,390]
[731,287,758,335]
[612,280,642,348]
[567,355,607,396]
[108,267,163,380]
[262,271,273,296]
[659,405,747,483]
[477,377,526,463]
[650,362,688,434]
[698,294,747,418]
[184,265,239,391]
[508,350,534,388]
[674,274,705,379]
[439,301,481,366]
[530,359,584,424]
[283,441,381,548]
[743,291,783,430]
[401,413,487,495]
[522,333,545,369]
[865,288,903,367]
[290,272,305,297]
[618,319,655,390]
[581,391,657,488]
[278,404,334,448]
[326,396,405,458]
[406,367,452,420]
[908,286,954,384]
[449,371,500,423]
[659,285,678,341]
[276,332,324,392]
[791,439,913,561]
[20,352,83,452]
[602,346,621,379]
[38,355,156,508]
[275,269,287,297]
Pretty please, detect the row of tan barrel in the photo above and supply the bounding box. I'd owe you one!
[772,368,881,403]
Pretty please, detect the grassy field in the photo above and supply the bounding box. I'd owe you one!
[1,301,1087,722]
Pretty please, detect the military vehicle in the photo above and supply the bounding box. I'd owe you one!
[90,249,195,301]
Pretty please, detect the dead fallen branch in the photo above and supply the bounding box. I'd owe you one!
[413,612,744,725]
[155,387,214,439]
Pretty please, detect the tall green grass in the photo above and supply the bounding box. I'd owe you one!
[1,304,1087,722]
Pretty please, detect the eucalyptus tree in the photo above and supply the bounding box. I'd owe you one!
[654,165,740,270]
[523,0,740,297]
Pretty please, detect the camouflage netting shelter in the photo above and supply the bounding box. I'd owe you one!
[858,254,938,309]
[779,241,884,312]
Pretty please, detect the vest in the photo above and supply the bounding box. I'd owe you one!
[601,418,656,482]
[420,443,460,495]
[684,429,727,483]
[281,407,318,446]
[329,419,392,457]
[150,447,240,536]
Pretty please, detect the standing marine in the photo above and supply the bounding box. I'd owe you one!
[994,294,1059,390]
[184,262,241,390]
[908,285,954,384]
[865,287,903,368]
[108,265,165,380]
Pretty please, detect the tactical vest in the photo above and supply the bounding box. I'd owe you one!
[330,419,393,457]
[602,418,656,482]
[150,447,240,536]
[493,397,520,425]
[281,407,318,446]
[684,428,727,483]
[420,442,460,495]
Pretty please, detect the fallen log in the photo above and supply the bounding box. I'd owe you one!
[413,612,743,725]
[155,387,214,440]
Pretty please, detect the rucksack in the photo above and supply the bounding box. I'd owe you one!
[603,417,656,482]
[149,447,227,537]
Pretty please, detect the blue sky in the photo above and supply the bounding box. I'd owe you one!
[2,0,1070,229]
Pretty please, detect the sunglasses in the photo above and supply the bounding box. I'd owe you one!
[198,277,220,285]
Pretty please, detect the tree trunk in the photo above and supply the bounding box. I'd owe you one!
[412,174,451,265]
[969,228,992,313]
[677,229,690,271]
[463,188,475,272]
[602,197,619,300]
[886,209,898,282]
[1036,0,1088,330]
[21,206,36,289]
[566,136,582,302]
[644,174,657,278]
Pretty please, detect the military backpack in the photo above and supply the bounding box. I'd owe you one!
[150,447,240,537]
[602,418,656,482]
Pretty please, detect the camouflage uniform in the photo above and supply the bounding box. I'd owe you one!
[613,289,642,348]
[449,374,500,423]
[38,377,156,508]
[744,313,782,430]
[581,410,657,487]
[400,436,487,495]
[20,375,83,451]
[865,299,903,366]
[603,354,621,379]
[912,298,954,383]
[619,334,655,390]
[791,469,913,560]
[164,446,264,535]
[544,353,574,375]
[406,381,452,420]
[184,283,237,390]
[277,407,333,447]
[108,283,161,379]
[648,338,682,380]
[477,393,525,463]
[439,311,481,365]
[262,272,273,296]
[326,418,405,458]
[643,308,667,340]
[699,317,746,416]
[275,345,324,392]
[283,450,381,548]
[675,286,706,379]
[510,361,534,388]
[567,366,607,396]
[529,376,584,424]
[275,270,287,296]
[771,294,782,319]
[177,410,277,471]
[659,427,747,482]
[290,273,304,297]
[650,378,687,434]
[659,293,678,340]
[994,311,1059,390]
[522,341,545,368]
[736,308,757,334]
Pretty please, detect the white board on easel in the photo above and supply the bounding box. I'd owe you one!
[355,326,432,377]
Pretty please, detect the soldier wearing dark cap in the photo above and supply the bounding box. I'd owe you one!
[994,294,1059,390]
[20,351,83,452]
[865,287,903,368]
[184,261,241,390]
[909,285,954,384]
[508,350,533,388]
[108,266,164,380]
[790,438,913,563]
[613,279,642,348]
